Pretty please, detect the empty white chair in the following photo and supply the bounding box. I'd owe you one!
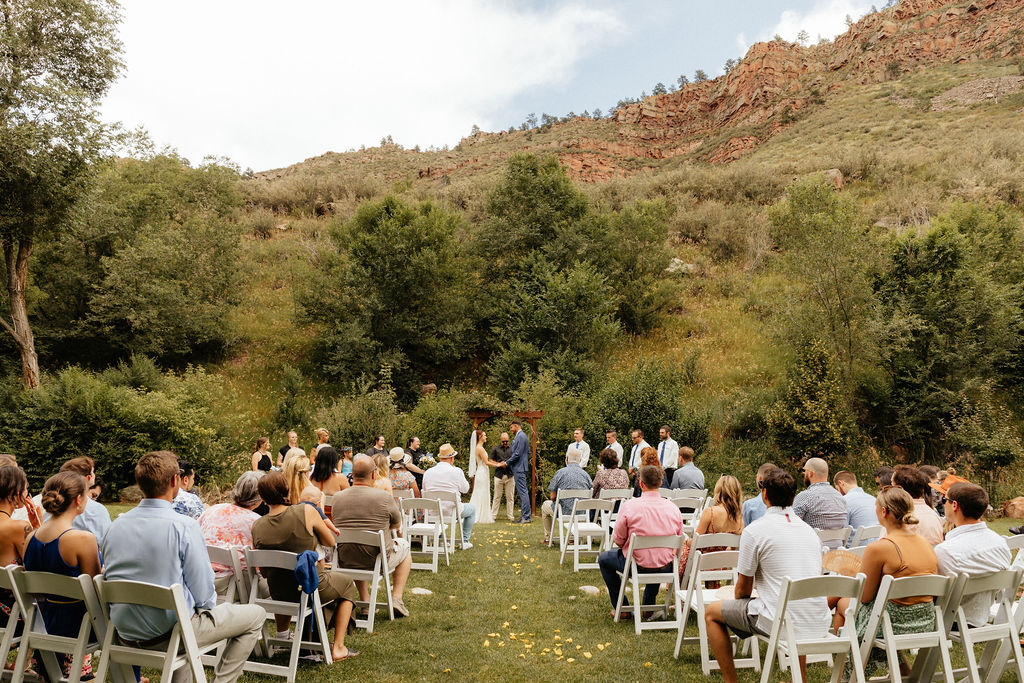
[241,548,333,682]
[948,568,1024,683]
[420,490,464,553]
[680,532,742,589]
[401,497,449,572]
[331,529,395,633]
[613,533,686,634]
[846,573,956,683]
[816,526,853,550]
[674,549,761,675]
[93,577,225,683]
[561,499,613,571]
[849,525,885,547]
[8,567,125,683]
[757,574,867,683]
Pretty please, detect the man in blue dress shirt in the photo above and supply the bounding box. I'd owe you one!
[833,470,879,532]
[742,462,776,526]
[102,451,265,683]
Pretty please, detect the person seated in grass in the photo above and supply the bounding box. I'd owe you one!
[705,466,830,683]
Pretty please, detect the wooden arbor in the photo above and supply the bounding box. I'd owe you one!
[466,409,545,511]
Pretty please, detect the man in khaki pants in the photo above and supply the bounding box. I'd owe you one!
[490,432,516,521]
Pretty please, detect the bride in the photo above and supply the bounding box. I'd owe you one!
[468,429,498,524]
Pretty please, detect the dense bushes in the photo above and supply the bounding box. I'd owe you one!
[0,361,235,495]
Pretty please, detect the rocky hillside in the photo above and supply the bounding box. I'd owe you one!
[255,0,1024,186]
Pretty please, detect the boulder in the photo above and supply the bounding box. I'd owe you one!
[1002,497,1024,519]
[579,585,601,597]
[119,485,143,503]
[823,168,845,189]
[420,383,438,396]
[666,258,698,275]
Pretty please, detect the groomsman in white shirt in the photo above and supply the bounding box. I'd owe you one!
[657,424,679,483]
[565,428,591,470]
[604,430,624,469]
[626,429,651,478]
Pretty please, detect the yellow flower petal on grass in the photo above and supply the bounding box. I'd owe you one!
[596,644,604,651]
[644,662,652,667]
[583,652,593,659]
[567,657,576,663]
[483,640,490,647]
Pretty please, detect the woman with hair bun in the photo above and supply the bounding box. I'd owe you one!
[835,486,938,678]
[25,471,102,678]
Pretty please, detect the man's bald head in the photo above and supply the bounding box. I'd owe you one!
[804,457,828,482]
[352,454,375,482]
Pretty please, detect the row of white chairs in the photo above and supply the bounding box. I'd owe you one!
[816,524,886,550]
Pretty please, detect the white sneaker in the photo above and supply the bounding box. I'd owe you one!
[462,541,473,549]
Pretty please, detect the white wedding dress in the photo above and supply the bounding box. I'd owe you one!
[468,433,494,524]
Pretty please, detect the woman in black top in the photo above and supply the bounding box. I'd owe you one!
[251,437,273,472]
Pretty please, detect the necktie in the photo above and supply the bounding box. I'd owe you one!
[659,442,665,465]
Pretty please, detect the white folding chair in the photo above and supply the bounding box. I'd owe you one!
[599,488,632,539]
[667,489,708,531]
[241,548,333,681]
[93,577,224,683]
[401,498,449,572]
[948,568,1024,683]
[816,526,853,550]
[8,567,126,683]
[757,574,867,683]
[561,499,613,571]
[613,533,686,634]
[841,573,956,683]
[674,549,761,675]
[0,566,32,683]
[849,525,885,547]
[421,491,464,553]
[206,544,246,605]
[550,489,592,549]
[680,532,742,590]
[332,529,394,633]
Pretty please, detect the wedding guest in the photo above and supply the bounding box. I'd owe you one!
[626,429,651,477]
[372,454,393,493]
[874,466,894,489]
[403,436,428,487]
[679,475,744,576]
[540,450,592,546]
[366,435,387,458]
[0,465,38,572]
[282,454,313,505]
[422,443,476,547]
[251,437,273,472]
[388,447,420,497]
[311,446,349,516]
[199,471,264,597]
[252,472,358,660]
[893,465,943,545]
[742,463,776,526]
[792,457,847,547]
[592,448,630,498]
[832,486,936,678]
[102,451,266,682]
[670,447,704,490]
[311,427,330,456]
[171,461,205,519]
[833,470,878,532]
[633,447,668,497]
[339,446,354,477]
[57,456,112,541]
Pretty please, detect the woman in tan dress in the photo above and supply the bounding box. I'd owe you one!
[252,472,360,660]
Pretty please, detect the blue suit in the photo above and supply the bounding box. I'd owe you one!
[505,429,532,521]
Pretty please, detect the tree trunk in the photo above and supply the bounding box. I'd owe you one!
[2,238,39,388]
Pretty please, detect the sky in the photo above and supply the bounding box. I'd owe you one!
[101,0,875,171]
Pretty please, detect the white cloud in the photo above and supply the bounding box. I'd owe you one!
[102,1,624,170]
[735,0,874,55]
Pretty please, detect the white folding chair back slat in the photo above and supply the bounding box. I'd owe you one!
[206,544,246,605]
[0,567,31,683]
[331,529,395,632]
[680,533,742,589]
[93,577,220,683]
[849,525,885,547]
[241,548,333,682]
[551,489,594,550]
[757,573,867,683]
[560,499,614,571]
[613,533,686,634]
[816,526,853,550]
[401,497,449,572]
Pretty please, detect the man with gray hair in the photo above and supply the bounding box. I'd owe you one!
[792,457,848,548]
[540,449,593,546]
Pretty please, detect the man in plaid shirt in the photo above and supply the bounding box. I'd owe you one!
[792,457,847,548]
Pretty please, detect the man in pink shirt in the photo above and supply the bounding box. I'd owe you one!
[598,465,684,616]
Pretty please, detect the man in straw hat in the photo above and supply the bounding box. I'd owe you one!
[421,443,476,549]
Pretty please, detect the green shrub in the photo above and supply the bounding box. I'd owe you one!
[272,365,312,435]
[0,366,235,495]
[400,388,478,456]
[724,388,775,441]
[310,375,401,453]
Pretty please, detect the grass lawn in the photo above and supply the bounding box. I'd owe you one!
[100,503,1024,682]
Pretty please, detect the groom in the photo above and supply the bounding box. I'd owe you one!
[505,420,532,523]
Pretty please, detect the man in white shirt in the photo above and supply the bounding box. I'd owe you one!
[934,481,1010,626]
[706,466,830,683]
[626,429,651,476]
[604,430,624,468]
[657,424,679,483]
[421,443,476,549]
[564,429,591,470]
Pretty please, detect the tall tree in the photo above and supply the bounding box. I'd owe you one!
[0,0,123,387]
